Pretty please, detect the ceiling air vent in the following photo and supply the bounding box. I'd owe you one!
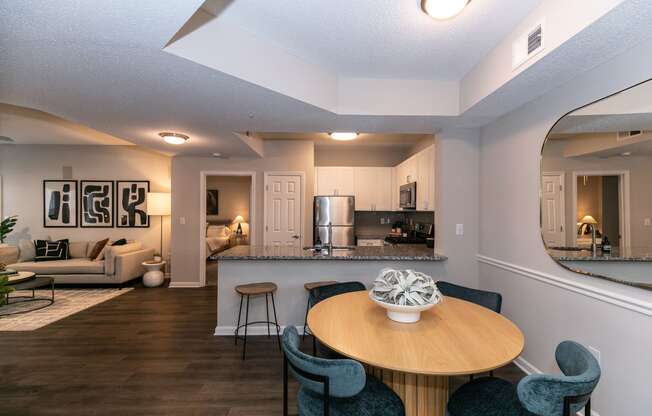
[512,20,545,70]
[617,130,643,141]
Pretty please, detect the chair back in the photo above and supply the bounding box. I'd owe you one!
[437,281,502,313]
[517,341,601,416]
[281,326,366,398]
[309,281,366,307]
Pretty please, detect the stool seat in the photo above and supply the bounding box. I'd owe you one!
[304,280,337,291]
[235,282,277,295]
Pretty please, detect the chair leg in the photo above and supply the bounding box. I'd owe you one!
[312,335,317,357]
[302,299,310,341]
[235,294,244,345]
[586,398,591,416]
[271,292,281,351]
[242,295,250,360]
[266,293,271,337]
[489,370,494,377]
[283,356,289,416]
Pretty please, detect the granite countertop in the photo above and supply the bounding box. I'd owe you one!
[217,244,446,261]
[548,246,652,262]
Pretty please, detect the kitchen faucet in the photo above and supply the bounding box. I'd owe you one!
[327,222,333,253]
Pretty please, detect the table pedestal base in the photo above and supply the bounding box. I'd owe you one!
[366,365,449,416]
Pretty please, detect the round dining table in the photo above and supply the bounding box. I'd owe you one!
[307,291,525,416]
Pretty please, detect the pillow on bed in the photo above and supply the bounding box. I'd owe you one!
[207,225,231,238]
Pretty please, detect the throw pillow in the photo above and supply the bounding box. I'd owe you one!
[34,239,70,262]
[111,238,127,246]
[88,238,110,261]
[68,241,89,259]
[18,239,36,262]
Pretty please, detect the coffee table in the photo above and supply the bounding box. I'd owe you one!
[1,271,55,317]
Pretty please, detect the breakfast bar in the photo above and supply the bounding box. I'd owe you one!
[214,245,447,335]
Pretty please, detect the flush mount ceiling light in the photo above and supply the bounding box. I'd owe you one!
[421,0,471,20]
[329,132,359,141]
[0,136,15,143]
[159,132,189,145]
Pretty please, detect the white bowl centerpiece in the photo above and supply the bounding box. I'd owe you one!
[370,268,442,323]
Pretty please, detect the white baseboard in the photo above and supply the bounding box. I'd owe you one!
[513,356,600,416]
[215,324,304,336]
[168,281,204,288]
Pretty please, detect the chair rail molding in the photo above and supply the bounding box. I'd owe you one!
[477,255,652,317]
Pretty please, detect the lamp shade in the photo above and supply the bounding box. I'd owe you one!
[147,192,171,216]
[233,215,245,224]
[580,215,598,225]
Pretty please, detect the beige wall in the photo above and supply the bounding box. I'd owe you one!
[0,145,171,255]
[206,175,251,225]
[576,175,602,225]
[314,146,410,167]
[479,36,652,415]
[170,140,315,284]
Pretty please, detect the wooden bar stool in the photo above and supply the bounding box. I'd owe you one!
[302,280,337,340]
[234,282,281,360]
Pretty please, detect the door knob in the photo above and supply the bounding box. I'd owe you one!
[292,235,300,239]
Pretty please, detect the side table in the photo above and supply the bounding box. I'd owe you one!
[142,261,166,288]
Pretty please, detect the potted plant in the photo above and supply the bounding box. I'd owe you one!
[153,252,162,263]
[0,215,18,247]
[369,268,442,323]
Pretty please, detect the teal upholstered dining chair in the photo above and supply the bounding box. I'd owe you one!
[436,281,502,313]
[307,281,366,358]
[446,340,601,416]
[282,326,405,416]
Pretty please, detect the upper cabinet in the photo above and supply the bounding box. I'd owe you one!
[354,167,392,211]
[315,144,435,212]
[315,167,355,196]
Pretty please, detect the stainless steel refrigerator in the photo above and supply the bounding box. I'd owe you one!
[313,196,355,247]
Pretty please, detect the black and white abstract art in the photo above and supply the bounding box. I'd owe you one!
[43,180,78,228]
[206,189,219,215]
[116,181,149,228]
[81,181,114,228]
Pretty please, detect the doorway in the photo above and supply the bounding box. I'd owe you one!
[199,171,256,287]
[541,172,566,247]
[572,171,630,250]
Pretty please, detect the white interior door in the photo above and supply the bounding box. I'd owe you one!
[542,173,565,247]
[265,174,303,247]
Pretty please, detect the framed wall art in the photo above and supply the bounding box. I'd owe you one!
[43,180,78,228]
[116,180,150,228]
[80,180,115,228]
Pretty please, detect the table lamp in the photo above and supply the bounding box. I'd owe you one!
[147,192,171,259]
[580,214,598,255]
[233,215,245,235]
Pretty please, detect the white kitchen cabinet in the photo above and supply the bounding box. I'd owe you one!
[353,167,392,211]
[315,167,354,196]
[416,146,435,211]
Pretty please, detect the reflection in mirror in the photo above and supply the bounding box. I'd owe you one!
[541,79,652,290]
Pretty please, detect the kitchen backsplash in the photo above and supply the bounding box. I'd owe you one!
[355,211,434,238]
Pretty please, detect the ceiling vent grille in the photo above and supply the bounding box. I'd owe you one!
[512,20,545,70]
[617,130,643,141]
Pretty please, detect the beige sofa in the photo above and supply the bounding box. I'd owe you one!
[0,241,154,285]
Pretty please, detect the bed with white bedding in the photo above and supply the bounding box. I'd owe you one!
[206,225,232,257]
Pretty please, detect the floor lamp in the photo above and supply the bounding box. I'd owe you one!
[147,192,171,261]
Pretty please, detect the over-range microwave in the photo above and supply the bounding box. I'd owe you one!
[399,182,417,210]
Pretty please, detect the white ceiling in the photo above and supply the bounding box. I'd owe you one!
[0,104,133,146]
[1,0,651,157]
[258,132,432,148]
[204,0,542,80]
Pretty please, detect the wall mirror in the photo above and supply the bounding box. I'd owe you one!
[541,79,652,290]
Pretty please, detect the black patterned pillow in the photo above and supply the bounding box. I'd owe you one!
[34,239,70,262]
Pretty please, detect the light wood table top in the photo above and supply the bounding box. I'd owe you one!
[307,291,525,376]
[6,271,36,285]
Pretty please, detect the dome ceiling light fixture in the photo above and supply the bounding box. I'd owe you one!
[0,136,16,143]
[329,132,359,141]
[159,132,189,145]
[421,0,471,20]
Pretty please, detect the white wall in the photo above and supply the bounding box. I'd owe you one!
[479,36,652,415]
[205,175,251,225]
[0,145,171,255]
[170,140,315,285]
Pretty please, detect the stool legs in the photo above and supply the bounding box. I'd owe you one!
[302,299,310,340]
[271,292,281,351]
[243,295,250,360]
[234,291,281,360]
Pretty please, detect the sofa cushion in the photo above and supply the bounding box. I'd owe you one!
[69,241,89,259]
[34,239,70,262]
[9,258,105,275]
[18,239,36,262]
[0,246,20,265]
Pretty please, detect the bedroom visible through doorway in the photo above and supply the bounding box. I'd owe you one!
[203,174,252,286]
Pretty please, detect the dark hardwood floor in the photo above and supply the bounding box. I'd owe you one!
[1,282,525,415]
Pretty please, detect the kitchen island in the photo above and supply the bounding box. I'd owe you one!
[214,245,447,335]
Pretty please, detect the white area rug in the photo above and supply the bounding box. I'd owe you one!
[0,288,133,331]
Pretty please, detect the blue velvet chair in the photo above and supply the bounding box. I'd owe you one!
[446,340,601,416]
[436,281,502,313]
[307,281,366,358]
[282,326,405,416]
